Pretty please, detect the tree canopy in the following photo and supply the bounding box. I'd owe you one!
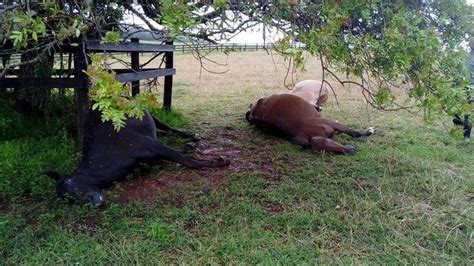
[1,0,472,124]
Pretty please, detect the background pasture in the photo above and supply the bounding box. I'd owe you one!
[0,51,472,264]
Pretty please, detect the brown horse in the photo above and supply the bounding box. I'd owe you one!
[291,79,329,111]
[246,93,374,154]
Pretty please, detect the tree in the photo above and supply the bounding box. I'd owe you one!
[1,0,472,122]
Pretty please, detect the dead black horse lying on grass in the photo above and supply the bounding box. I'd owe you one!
[45,109,230,207]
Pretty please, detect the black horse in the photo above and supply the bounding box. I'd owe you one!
[452,86,473,142]
[46,109,230,206]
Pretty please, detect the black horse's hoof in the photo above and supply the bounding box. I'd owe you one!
[88,192,105,208]
[183,141,198,152]
[218,156,231,166]
[192,134,202,142]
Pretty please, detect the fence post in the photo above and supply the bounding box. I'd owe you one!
[73,42,90,152]
[131,38,140,96]
[163,41,174,110]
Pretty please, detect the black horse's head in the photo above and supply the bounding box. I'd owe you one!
[45,171,104,207]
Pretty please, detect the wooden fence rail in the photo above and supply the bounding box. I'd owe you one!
[0,38,176,151]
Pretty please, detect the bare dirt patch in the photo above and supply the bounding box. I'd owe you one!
[116,126,285,204]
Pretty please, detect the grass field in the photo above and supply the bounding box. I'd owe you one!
[1,51,473,264]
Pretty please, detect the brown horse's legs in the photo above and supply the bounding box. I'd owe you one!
[317,119,374,138]
[294,135,310,147]
[309,136,356,154]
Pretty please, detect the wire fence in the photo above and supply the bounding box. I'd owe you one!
[173,42,306,53]
[1,42,307,71]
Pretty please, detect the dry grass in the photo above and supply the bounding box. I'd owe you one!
[128,51,365,104]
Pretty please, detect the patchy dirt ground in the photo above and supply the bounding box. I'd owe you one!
[115,125,286,204]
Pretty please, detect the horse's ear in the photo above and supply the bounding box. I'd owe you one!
[44,171,61,181]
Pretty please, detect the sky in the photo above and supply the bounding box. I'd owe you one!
[123,2,474,44]
[122,5,278,44]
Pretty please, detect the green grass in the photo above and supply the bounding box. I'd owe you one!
[150,106,189,128]
[0,87,473,264]
[0,95,81,198]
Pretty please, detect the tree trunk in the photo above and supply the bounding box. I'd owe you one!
[73,48,90,152]
[13,48,54,114]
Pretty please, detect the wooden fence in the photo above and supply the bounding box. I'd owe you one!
[0,38,175,150]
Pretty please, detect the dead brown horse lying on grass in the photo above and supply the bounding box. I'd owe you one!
[246,93,374,154]
[46,109,230,207]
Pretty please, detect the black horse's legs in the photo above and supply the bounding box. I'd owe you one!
[453,115,472,141]
[453,115,463,126]
[463,115,472,141]
[152,117,198,140]
[143,140,230,168]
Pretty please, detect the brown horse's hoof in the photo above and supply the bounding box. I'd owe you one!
[344,145,356,155]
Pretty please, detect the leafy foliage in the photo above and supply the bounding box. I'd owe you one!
[1,5,87,49]
[157,0,198,37]
[270,0,472,119]
[101,30,121,44]
[85,54,160,131]
[8,12,46,49]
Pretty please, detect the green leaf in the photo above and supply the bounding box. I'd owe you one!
[100,30,121,44]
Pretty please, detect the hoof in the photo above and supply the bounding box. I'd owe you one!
[366,127,375,135]
[87,192,104,208]
[218,156,231,166]
[344,145,356,155]
[192,134,202,142]
[179,130,196,138]
[183,141,198,151]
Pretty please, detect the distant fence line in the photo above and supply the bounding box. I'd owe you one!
[173,43,306,53]
[2,43,306,64]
